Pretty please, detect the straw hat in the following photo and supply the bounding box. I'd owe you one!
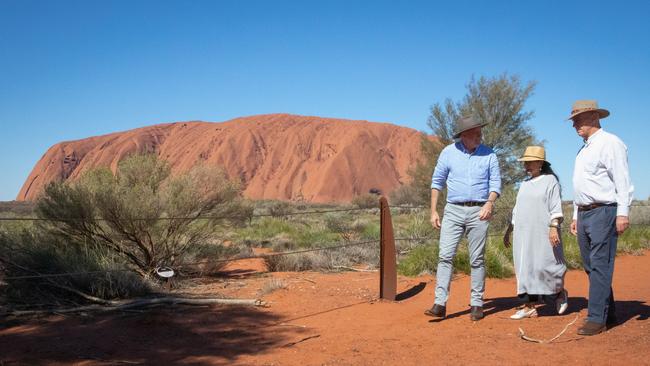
[453,116,488,139]
[517,146,547,162]
[567,100,610,120]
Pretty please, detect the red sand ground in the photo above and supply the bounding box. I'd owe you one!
[1,252,649,365]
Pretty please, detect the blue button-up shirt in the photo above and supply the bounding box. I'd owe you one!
[431,142,501,203]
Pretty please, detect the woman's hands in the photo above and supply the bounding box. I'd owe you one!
[549,226,561,247]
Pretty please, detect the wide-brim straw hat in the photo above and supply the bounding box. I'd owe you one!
[517,146,548,163]
[453,116,488,139]
[567,100,610,120]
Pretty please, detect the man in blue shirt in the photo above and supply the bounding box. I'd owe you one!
[424,116,501,321]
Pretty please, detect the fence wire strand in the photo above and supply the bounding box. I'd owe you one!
[1,201,649,281]
[1,203,648,222]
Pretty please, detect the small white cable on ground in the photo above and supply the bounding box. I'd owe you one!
[518,313,581,343]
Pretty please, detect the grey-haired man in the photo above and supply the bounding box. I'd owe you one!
[568,100,633,336]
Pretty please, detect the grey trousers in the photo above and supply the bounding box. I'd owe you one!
[577,205,617,324]
[434,203,489,307]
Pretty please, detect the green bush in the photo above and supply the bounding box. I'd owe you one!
[34,154,251,277]
[484,240,514,278]
[398,244,439,276]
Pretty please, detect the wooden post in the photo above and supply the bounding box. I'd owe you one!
[379,196,396,300]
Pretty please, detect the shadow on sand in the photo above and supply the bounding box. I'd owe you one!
[427,295,650,326]
[396,282,428,301]
[0,304,302,365]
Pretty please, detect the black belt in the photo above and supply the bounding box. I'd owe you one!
[451,201,486,207]
[577,202,617,212]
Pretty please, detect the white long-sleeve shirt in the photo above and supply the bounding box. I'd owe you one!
[572,128,634,219]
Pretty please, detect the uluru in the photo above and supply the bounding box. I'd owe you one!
[18,114,429,203]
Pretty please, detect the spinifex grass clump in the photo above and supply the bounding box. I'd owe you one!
[0,228,153,304]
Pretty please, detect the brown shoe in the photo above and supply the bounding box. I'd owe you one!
[577,321,606,336]
[470,306,484,321]
[424,304,446,318]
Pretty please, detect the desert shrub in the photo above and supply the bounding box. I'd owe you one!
[35,154,252,277]
[618,226,650,254]
[0,228,153,305]
[324,213,355,241]
[398,244,438,276]
[484,240,514,278]
[489,186,517,233]
[327,243,379,269]
[267,201,294,219]
[0,201,35,217]
[264,251,330,272]
[236,217,339,249]
[360,221,380,240]
[400,212,435,240]
[293,228,340,248]
[561,234,583,269]
[352,194,379,209]
[397,237,514,278]
[630,204,650,225]
[181,240,249,275]
[389,185,423,206]
[236,217,295,246]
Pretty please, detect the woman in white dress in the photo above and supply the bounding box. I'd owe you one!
[503,146,568,319]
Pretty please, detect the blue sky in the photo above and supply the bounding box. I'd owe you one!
[1,0,648,201]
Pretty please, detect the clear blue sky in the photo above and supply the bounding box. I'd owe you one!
[1,0,648,201]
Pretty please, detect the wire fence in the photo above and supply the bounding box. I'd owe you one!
[1,202,649,282]
[0,206,375,222]
[2,202,648,222]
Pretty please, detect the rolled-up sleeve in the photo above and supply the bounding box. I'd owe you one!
[488,153,501,196]
[431,149,449,191]
[547,178,564,224]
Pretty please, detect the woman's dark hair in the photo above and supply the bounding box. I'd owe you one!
[541,161,562,197]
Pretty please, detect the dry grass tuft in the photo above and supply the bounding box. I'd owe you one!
[256,278,288,297]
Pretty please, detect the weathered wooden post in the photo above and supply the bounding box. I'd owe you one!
[379,196,396,300]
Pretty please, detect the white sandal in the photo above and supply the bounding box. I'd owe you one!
[556,289,569,315]
[510,306,538,319]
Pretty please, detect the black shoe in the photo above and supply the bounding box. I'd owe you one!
[470,306,484,321]
[424,304,446,318]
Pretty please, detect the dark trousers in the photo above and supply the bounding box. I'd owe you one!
[577,205,617,324]
[518,292,559,304]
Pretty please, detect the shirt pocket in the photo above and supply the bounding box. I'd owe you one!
[471,158,490,181]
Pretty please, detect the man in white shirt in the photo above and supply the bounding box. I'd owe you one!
[569,100,634,336]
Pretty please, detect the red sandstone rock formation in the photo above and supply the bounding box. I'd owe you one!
[18,114,429,203]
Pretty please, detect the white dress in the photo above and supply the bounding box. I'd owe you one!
[511,174,566,295]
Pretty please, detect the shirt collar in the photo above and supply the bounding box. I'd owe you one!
[584,128,604,146]
[456,141,483,155]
